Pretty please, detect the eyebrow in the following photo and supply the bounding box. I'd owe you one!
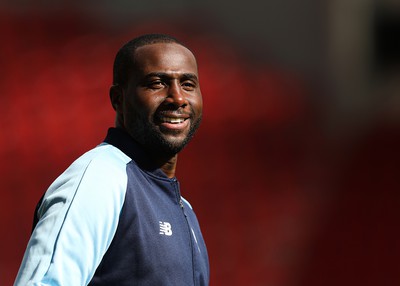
[144,72,198,81]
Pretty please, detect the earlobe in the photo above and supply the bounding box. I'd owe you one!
[109,84,123,112]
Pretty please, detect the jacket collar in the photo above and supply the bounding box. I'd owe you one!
[103,127,169,178]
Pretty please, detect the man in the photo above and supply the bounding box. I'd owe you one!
[14,34,209,286]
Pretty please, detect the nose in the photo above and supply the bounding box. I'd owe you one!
[165,81,188,107]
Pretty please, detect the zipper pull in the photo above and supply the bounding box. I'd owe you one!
[179,199,188,217]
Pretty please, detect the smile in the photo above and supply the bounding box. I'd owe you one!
[159,116,187,124]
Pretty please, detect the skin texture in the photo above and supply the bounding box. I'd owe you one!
[110,43,203,178]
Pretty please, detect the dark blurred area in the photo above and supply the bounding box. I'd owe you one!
[1,1,399,285]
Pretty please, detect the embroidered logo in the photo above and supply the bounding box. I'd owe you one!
[159,221,173,236]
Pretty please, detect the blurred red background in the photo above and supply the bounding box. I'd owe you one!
[1,3,399,286]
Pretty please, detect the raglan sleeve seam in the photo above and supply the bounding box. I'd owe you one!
[14,148,129,286]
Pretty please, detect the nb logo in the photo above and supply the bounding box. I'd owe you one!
[159,221,173,236]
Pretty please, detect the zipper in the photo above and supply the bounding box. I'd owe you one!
[172,179,196,285]
[179,199,187,216]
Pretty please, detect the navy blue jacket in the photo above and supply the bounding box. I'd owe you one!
[14,128,209,286]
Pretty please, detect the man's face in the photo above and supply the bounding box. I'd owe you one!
[121,43,203,156]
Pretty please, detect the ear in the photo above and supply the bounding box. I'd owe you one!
[109,84,124,112]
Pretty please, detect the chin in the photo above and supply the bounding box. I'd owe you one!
[159,141,187,155]
[143,119,200,156]
[154,135,190,155]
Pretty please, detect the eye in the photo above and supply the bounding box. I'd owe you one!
[147,80,165,89]
[182,81,196,91]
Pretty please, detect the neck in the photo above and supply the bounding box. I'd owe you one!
[154,154,178,178]
[106,127,178,178]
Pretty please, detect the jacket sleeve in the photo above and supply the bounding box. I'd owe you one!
[14,147,129,286]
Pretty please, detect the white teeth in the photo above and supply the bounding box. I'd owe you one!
[161,117,184,124]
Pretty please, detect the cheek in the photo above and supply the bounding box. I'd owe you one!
[191,96,203,115]
[122,97,141,125]
[127,96,161,121]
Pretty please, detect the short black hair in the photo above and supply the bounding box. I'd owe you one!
[112,34,183,87]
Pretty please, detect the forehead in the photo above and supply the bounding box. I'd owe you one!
[132,43,198,75]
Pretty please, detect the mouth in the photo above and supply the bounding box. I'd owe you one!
[157,114,190,131]
[159,116,187,124]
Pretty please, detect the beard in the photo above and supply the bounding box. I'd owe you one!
[149,116,201,155]
[127,112,202,157]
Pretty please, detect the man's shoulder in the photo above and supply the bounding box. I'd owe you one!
[53,143,131,188]
[73,142,131,170]
[44,143,131,201]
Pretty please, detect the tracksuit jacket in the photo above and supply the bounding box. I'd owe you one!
[14,127,210,286]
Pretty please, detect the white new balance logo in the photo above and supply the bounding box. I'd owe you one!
[159,221,173,236]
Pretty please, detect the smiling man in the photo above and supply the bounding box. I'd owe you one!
[14,34,209,286]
